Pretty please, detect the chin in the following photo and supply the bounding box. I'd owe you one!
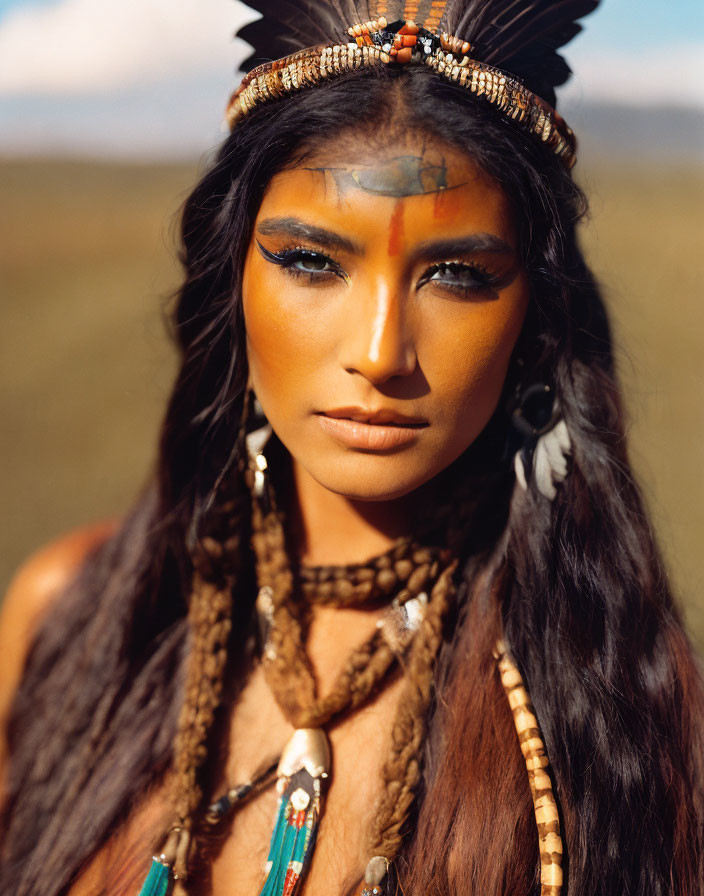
[308,455,443,503]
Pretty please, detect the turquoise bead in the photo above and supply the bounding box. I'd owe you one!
[137,857,172,896]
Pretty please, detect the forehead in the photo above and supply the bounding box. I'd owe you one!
[256,136,517,249]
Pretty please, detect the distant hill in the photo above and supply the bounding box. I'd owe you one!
[0,90,702,163]
[563,101,704,165]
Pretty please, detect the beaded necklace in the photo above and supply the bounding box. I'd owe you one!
[138,430,564,896]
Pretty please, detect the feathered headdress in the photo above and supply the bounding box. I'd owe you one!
[228,0,599,167]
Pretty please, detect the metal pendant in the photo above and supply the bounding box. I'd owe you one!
[257,729,331,896]
[277,728,331,780]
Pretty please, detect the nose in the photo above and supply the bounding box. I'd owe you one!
[341,274,417,384]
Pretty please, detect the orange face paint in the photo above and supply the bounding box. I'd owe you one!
[242,137,529,504]
[432,186,463,220]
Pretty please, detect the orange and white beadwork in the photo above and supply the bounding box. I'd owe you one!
[494,638,564,896]
[226,17,576,167]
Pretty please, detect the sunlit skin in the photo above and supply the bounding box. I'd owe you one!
[242,136,530,565]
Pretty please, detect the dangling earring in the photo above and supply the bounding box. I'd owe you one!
[511,382,572,501]
[242,385,273,506]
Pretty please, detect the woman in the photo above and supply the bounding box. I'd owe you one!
[1,2,703,895]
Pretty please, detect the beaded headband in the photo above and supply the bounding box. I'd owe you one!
[226,15,578,167]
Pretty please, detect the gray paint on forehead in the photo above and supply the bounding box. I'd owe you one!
[305,155,467,198]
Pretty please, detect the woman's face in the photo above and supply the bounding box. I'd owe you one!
[242,134,529,501]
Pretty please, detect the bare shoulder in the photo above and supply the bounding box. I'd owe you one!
[0,521,118,748]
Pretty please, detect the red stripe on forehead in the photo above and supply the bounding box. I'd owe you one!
[387,200,405,257]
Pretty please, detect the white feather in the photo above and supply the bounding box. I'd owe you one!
[514,417,572,501]
[246,422,272,462]
[514,449,528,491]
[541,427,568,479]
[534,437,557,500]
[554,418,572,455]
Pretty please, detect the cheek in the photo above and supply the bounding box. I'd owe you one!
[427,295,527,432]
[242,261,332,399]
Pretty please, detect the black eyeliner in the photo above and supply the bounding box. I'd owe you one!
[255,240,347,282]
[418,261,509,292]
[256,240,286,265]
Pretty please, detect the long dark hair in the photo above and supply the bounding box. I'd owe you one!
[2,64,703,896]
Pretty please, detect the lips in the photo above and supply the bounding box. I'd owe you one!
[315,407,428,451]
[319,407,428,427]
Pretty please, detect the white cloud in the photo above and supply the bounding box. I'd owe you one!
[561,43,704,109]
[0,0,701,109]
[0,0,255,94]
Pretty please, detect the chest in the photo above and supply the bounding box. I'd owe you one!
[69,608,406,896]
[204,660,405,896]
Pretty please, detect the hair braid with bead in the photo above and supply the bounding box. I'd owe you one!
[166,458,252,877]
[244,432,471,894]
[368,560,458,861]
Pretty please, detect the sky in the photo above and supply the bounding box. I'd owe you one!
[0,0,702,157]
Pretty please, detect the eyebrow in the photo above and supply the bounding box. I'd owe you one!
[256,217,363,255]
[413,234,516,260]
[256,217,515,261]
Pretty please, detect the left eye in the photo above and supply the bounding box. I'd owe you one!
[420,262,497,291]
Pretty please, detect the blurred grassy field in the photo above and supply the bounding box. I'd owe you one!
[1,158,703,651]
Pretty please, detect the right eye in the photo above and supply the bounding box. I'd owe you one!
[286,250,337,274]
[256,241,346,282]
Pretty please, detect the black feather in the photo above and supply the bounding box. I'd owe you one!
[237,0,385,71]
[235,0,600,105]
[487,2,596,62]
[441,0,599,103]
[238,0,337,71]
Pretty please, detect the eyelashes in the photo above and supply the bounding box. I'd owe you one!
[256,241,347,282]
[256,240,506,295]
[417,261,502,293]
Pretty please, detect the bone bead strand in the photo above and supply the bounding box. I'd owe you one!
[494,639,564,896]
